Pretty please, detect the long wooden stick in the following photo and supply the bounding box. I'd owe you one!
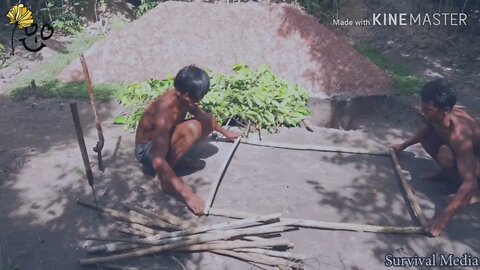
[389,148,428,227]
[122,203,196,228]
[204,136,242,215]
[70,103,99,210]
[209,208,425,234]
[240,138,388,156]
[87,238,293,254]
[80,224,288,265]
[77,201,176,229]
[117,225,151,238]
[80,53,105,172]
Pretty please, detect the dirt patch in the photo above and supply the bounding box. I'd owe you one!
[57,1,393,99]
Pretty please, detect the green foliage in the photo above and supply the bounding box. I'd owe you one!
[354,44,424,96]
[115,65,311,133]
[134,0,160,18]
[10,80,121,100]
[51,12,83,35]
[40,0,85,35]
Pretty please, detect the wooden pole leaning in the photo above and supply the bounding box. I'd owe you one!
[240,138,389,157]
[388,148,428,228]
[203,136,242,216]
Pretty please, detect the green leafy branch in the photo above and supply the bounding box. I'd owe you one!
[115,64,310,133]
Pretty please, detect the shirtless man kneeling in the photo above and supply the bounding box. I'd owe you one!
[389,78,480,237]
[135,65,240,215]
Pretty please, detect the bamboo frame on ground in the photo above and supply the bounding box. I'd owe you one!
[204,138,428,235]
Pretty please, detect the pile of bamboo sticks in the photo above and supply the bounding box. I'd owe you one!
[77,201,306,269]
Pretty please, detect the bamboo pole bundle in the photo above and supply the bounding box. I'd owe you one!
[80,224,288,265]
[79,203,304,268]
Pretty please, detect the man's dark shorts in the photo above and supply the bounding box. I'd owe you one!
[135,142,155,174]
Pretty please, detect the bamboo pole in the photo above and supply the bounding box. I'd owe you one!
[86,238,293,254]
[149,213,280,242]
[118,225,152,238]
[80,224,288,265]
[209,208,425,234]
[122,203,196,228]
[389,148,428,228]
[125,207,181,230]
[128,223,158,235]
[239,138,388,156]
[77,201,176,229]
[86,242,140,254]
[204,136,242,215]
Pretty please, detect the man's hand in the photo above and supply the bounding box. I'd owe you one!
[184,195,206,216]
[223,130,241,142]
[426,216,447,237]
[388,143,404,154]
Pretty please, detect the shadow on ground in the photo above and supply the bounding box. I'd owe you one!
[0,96,221,270]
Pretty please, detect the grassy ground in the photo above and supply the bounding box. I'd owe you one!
[8,33,125,101]
[354,44,423,96]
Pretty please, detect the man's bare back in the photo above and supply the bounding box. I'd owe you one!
[135,90,186,146]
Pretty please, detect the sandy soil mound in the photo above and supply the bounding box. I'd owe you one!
[57,2,393,98]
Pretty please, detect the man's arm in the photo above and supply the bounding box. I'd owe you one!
[151,115,205,215]
[428,131,477,236]
[389,125,429,153]
[191,107,240,142]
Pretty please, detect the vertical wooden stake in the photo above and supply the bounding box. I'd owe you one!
[80,53,105,172]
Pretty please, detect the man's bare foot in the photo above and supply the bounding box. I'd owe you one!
[468,191,480,205]
[184,195,205,216]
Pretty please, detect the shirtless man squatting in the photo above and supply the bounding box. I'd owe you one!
[134,65,240,215]
[389,78,480,237]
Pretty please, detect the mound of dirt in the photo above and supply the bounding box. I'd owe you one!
[57,2,393,98]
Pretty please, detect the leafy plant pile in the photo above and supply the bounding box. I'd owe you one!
[115,64,310,133]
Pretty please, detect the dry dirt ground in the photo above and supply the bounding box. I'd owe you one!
[1,2,480,270]
[0,97,479,269]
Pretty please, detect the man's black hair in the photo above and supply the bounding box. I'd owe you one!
[420,78,457,110]
[174,65,210,101]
